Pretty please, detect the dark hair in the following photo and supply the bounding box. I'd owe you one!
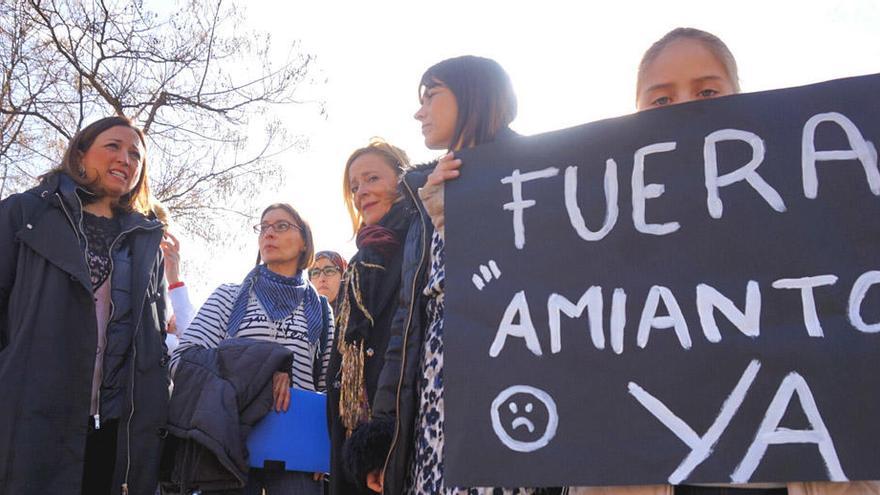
[313,250,348,273]
[49,116,152,214]
[255,203,315,271]
[419,55,517,151]
[342,138,410,234]
[637,27,741,99]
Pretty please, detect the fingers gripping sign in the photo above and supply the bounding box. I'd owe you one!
[418,152,462,233]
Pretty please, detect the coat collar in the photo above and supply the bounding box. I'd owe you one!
[35,172,161,232]
[22,173,163,293]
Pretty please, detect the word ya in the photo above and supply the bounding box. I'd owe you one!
[631,359,847,484]
[503,112,878,249]
[489,270,880,357]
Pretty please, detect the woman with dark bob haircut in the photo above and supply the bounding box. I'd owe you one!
[346,56,538,494]
[171,202,334,494]
[0,116,169,494]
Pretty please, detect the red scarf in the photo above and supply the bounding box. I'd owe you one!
[356,224,400,259]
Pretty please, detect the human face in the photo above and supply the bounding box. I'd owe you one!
[309,258,342,304]
[636,38,736,111]
[414,80,459,150]
[349,152,400,226]
[79,125,145,200]
[258,208,305,274]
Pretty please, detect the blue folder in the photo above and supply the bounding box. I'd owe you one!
[247,388,329,473]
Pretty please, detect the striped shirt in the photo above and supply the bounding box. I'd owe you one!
[170,283,334,391]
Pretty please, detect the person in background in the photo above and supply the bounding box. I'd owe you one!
[566,27,880,495]
[635,27,739,111]
[327,139,414,495]
[310,250,347,315]
[171,202,334,495]
[350,56,541,495]
[0,116,169,495]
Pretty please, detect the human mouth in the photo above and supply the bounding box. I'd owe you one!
[109,169,129,182]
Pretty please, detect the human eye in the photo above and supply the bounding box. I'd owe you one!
[651,95,672,107]
[697,88,719,99]
[275,221,291,232]
[128,149,141,161]
[105,142,119,149]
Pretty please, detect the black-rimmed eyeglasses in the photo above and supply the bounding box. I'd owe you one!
[308,266,341,278]
[253,221,302,235]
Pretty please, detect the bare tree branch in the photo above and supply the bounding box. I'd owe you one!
[0,0,320,246]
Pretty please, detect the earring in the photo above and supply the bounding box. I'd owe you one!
[77,166,86,178]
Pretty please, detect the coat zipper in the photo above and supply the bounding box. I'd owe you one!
[57,192,104,430]
[381,177,429,491]
[119,222,162,494]
[58,187,163,493]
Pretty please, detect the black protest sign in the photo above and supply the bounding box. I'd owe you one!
[443,74,880,487]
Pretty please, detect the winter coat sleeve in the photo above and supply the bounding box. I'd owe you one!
[369,298,407,419]
[0,195,22,352]
[170,283,237,375]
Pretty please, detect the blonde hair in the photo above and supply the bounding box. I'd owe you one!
[342,138,410,234]
[636,27,741,100]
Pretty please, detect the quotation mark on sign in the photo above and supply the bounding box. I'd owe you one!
[472,260,502,290]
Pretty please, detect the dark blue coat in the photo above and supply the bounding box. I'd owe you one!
[0,173,169,494]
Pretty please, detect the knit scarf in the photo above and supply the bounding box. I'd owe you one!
[337,199,410,435]
[227,264,323,344]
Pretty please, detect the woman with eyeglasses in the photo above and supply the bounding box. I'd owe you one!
[170,203,334,495]
[309,250,347,314]
[325,139,414,495]
[345,56,534,495]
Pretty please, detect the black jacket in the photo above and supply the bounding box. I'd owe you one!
[0,173,169,495]
[369,163,436,495]
[365,128,522,494]
[327,197,417,495]
[163,339,294,493]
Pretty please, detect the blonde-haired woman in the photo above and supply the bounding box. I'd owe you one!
[327,138,414,494]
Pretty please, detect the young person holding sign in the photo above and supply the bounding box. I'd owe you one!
[567,27,879,495]
[346,56,541,494]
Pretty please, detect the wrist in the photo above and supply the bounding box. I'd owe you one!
[168,281,185,290]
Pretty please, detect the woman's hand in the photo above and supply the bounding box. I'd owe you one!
[272,371,291,412]
[418,152,462,234]
[160,232,181,285]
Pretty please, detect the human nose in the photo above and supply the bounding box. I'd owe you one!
[414,102,426,121]
[356,184,369,199]
[117,149,132,168]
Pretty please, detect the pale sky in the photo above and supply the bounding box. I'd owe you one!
[180,0,880,304]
